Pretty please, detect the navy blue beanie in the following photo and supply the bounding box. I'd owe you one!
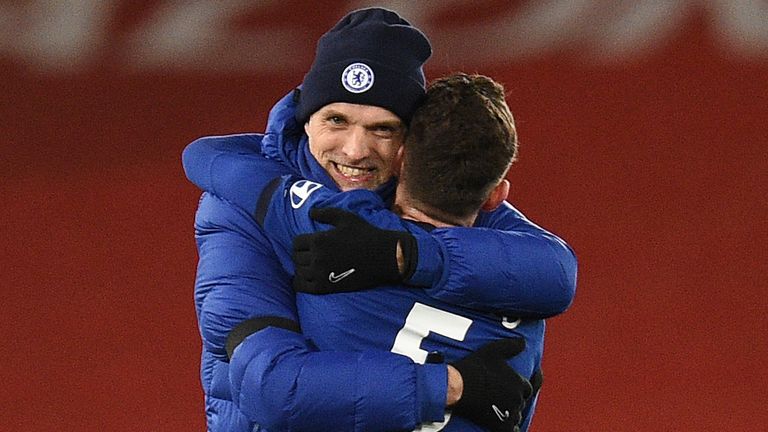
[296,7,432,124]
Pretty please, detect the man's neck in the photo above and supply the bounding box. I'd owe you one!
[393,196,476,228]
[391,191,476,276]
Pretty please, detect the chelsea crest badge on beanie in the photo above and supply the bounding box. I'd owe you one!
[295,7,432,124]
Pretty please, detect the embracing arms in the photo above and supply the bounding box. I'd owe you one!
[184,134,576,317]
[256,174,578,318]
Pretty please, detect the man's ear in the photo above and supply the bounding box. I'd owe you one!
[481,179,510,212]
[393,146,405,177]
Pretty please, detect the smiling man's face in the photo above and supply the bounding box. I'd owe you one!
[305,102,405,191]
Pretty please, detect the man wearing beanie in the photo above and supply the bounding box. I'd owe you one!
[183,7,577,432]
[294,6,432,192]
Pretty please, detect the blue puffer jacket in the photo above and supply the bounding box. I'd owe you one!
[182,89,578,431]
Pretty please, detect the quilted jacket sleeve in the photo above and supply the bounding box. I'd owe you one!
[418,202,577,318]
[261,176,577,319]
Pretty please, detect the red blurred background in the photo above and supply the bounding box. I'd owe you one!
[2,1,766,430]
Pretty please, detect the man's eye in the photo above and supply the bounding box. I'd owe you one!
[373,125,397,134]
[328,116,345,125]
[374,126,399,138]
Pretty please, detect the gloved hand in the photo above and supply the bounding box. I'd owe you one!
[450,338,533,432]
[292,207,417,293]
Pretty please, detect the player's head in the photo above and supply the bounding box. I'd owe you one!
[396,73,518,226]
[297,7,432,191]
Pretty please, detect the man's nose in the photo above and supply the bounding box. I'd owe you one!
[340,128,370,160]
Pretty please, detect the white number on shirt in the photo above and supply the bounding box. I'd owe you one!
[391,302,473,432]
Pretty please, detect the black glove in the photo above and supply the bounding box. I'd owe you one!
[292,207,418,294]
[450,338,533,432]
